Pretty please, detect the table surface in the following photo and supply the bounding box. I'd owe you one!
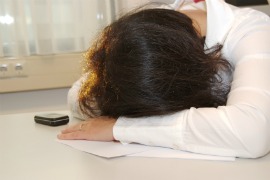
[1,111,270,180]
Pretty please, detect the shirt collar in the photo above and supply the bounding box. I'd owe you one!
[204,0,235,48]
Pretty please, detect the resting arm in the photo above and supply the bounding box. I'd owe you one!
[113,15,270,158]
[67,74,90,120]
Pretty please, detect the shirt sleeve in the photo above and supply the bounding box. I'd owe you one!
[68,74,101,119]
[67,76,87,120]
[113,11,270,158]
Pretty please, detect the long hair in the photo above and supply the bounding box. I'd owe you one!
[79,8,232,118]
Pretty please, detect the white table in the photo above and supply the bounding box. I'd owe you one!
[1,111,270,180]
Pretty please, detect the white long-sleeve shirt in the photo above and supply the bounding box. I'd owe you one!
[68,0,270,158]
[113,0,270,158]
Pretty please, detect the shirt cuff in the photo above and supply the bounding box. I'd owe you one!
[112,111,187,149]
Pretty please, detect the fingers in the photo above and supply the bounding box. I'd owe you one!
[57,117,116,141]
[61,122,87,134]
[58,121,90,140]
[57,131,88,140]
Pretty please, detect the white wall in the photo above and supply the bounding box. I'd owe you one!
[115,0,174,14]
[119,0,150,10]
[251,5,270,15]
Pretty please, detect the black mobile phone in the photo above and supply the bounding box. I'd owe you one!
[34,113,69,126]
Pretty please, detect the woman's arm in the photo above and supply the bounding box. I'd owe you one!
[58,116,116,141]
[60,7,270,158]
[67,76,85,120]
[67,74,100,120]
[113,12,270,158]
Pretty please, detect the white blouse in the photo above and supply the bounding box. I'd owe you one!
[68,0,270,158]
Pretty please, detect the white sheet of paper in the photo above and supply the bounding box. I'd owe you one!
[57,139,156,158]
[57,140,235,161]
[128,147,235,161]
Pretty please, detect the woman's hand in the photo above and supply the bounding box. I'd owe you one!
[57,116,116,141]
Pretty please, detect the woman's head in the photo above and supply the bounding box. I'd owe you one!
[79,8,231,118]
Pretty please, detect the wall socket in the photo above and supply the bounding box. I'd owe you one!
[0,61,27,79]
[0,63,12,78]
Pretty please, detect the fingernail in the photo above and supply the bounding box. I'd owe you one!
[61,129,67,133]
[57,134,62,139]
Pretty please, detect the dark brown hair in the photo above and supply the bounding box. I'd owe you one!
[79,8,231,118]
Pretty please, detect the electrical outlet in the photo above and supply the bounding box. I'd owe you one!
[0,61,28,79]
[0,63,12,78]
[12,62,27,77]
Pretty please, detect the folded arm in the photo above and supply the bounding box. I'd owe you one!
[113,15,270,158]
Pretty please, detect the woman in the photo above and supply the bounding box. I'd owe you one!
[58,0,270,158]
